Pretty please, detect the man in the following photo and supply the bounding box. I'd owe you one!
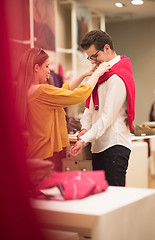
[69,30,135,186]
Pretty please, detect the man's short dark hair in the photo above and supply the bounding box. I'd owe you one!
[81,30,114,51]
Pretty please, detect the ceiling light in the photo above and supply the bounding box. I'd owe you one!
[131,0,144,5]
[115,2,125,8]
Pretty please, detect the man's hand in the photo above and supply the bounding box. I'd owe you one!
[69,140,83,157]
[77,129,87,140]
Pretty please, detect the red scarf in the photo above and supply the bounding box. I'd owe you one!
[85,55,135,130]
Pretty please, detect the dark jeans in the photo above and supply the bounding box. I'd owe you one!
[92,145,131,186]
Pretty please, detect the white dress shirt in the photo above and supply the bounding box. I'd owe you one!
[80,55,131,153]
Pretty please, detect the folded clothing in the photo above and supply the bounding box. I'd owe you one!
[34,170,108,200]
[134,125,155,136]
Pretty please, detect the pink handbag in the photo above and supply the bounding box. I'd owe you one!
[35,170,108,200]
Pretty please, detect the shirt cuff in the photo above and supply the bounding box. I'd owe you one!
[79,137,87,147]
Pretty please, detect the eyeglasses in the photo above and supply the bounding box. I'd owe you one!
[87,50,100,61]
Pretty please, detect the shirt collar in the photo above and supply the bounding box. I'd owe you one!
[108,55,121,67]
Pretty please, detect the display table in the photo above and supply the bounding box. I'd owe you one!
[130,134,155,179]
[32,186,155,240]
[131,134,155,141]
[126,141,148,188]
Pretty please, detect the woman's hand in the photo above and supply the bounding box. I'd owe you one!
[83,64,98,77]
[68,64,98,90]
[86,62,111,89]
[93,62,111,77]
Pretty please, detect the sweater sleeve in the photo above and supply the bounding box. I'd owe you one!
[31,83,92,108]
[62,83,70,90]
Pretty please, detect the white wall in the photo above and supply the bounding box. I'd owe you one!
[106,18,155,125]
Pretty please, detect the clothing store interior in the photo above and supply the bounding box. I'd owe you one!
[1,0,155,240]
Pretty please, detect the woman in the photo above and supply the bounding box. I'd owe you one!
[16,47,110,171]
